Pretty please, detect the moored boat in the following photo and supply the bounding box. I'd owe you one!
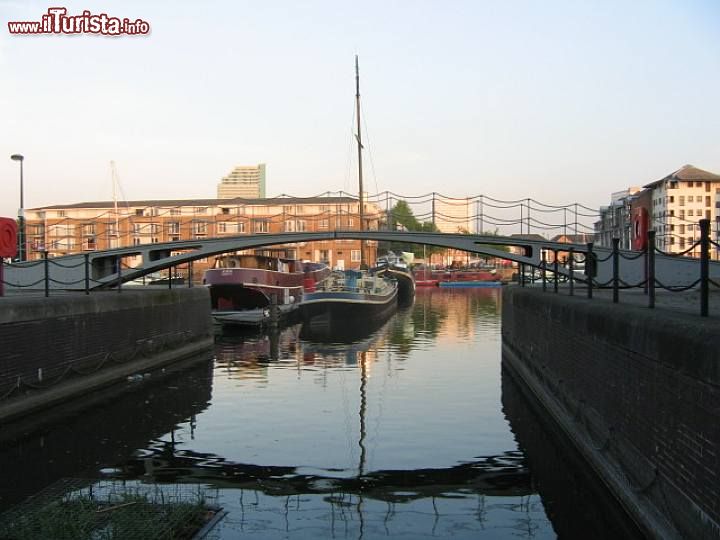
[203,253,330,328]
[300,270,398,337]
[372,251,416,305]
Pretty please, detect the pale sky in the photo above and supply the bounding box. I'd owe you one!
[1,0,719,219]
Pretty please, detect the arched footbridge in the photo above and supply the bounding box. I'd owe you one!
[2,230,717,291]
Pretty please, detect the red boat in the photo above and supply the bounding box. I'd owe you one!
[412,267,500,287]
[203,253,330,327]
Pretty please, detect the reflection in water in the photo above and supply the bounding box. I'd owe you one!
[502,365,643,539]
[0,287,631,538]
[0,356,214,511]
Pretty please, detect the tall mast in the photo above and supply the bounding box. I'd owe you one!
[355,55,366,268]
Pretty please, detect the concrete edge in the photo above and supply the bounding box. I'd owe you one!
[0,337,214,425]
[502,341,679,540]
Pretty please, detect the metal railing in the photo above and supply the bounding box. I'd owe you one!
[0,253,193,297]
[519,219,717,317]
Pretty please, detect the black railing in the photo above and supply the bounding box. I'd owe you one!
[520,219,716,318]
[0,256,193,297]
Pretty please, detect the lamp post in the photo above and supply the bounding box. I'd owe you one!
[10,154,25,261]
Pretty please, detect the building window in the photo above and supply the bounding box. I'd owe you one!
[193,222,207,235]
[679,196,685,206]
[170,207,182,215]
[319,219,329,229]
[82,224,95,235]
[284,220,295,232]
[149,223,159,234]
[351,250,361,262]
[57,211,66,218]
[238,222,246,233]
[669,196,674,203]
[133,237,141,246]
[168,222,180,234]
[218,222,228,233]
[135,209,144,216]
[706,196,711,207]
[348,218,355,227]
[194,207,207,214]
[253,219,269,233]
[221,207,230,215]
[669,181,678,189]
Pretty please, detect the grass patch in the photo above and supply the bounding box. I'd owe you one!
[0,480,222,540]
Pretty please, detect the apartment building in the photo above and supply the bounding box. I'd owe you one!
[23,196,380,275]
[595,187,640,249]
[643,165,720,257]
[434,198,471,234]
[217,164,266,198]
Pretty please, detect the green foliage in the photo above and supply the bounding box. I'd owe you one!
[0,490,211,540]
[381,200,444,259]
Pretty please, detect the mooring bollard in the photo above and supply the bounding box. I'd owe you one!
[541,251,547,292]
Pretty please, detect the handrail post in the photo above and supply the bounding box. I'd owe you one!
[0,257,4,297]
[169,267,173,289]
[84,253,90,295]
[188,260,193,288]
[586,242,594,299]
[117,255,122,293]
[643,241,648,295]
[569,248,574,296]
[612,238,620,303]
[553,250,559,293]
[519,262,525,287]
[648,231,655,309]
[541,250,547,292]
[43,251,49,297]
[700,219,709,317]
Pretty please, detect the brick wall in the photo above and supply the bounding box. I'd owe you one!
[502,287,719,539]
[0,289,212,397]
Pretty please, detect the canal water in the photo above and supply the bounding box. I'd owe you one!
[0,287,640,539]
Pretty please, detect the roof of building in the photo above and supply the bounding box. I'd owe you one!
[551,233,594,244]
[508,233,547,242]
[644,164,720,188]
[31,195,359,211]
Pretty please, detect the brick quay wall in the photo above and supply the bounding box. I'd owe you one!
[502,286,719,540]
[0,288,213,422]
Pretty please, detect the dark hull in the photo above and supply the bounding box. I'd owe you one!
[300,288,398,339]
[374,266,415,306]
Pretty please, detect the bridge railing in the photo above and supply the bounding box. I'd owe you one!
[521,219,716,317]
[0,254,193,297]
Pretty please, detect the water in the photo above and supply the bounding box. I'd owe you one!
[0,287,640,539]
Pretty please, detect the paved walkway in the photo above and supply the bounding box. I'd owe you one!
[520,282,720,320]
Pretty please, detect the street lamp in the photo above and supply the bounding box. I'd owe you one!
[10,154,25,262]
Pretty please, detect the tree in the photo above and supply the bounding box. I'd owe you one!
[380,200,443,259]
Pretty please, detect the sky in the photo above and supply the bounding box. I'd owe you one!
[1,0,719,219]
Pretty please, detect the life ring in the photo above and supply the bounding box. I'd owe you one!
[0,218,17,258]
[632,207,649,251]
